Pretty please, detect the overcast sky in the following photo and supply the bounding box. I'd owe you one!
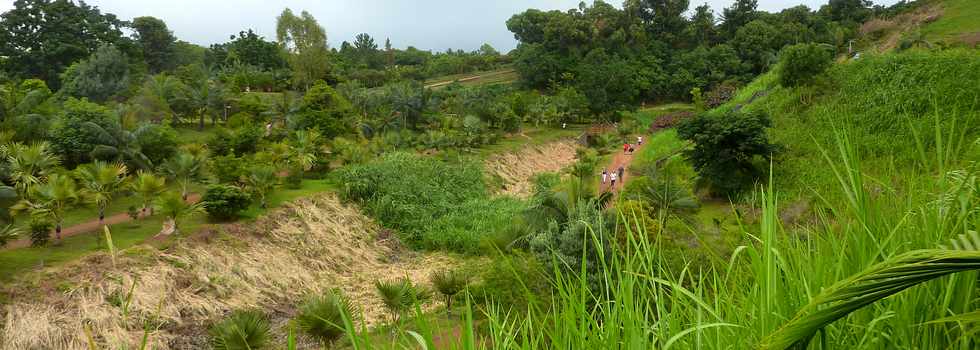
[0,0,900,52]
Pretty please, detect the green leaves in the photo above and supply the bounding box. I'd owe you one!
[760,248,980,350]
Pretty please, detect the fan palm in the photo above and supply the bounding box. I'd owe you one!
[74,161,129,225]
[0,224,21,247]
[155,191,203,234]
[131,171,167,219]
[430,269,469,316]
[159,153,206,200]
[5,141,60,196]
[209,310,271,350]
[11,173,80,241]
[295,291,355,345]
[243,166,278,208]
[641,179,699,214]
[291,129,322,176]
[375,278,431,326]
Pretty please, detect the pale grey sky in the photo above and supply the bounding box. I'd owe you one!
[0,0,900,52]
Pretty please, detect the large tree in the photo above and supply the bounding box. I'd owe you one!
[276,8,330,90]
[0,0,128,88]
[131,16,177,73]
[208,29,288,71]
[60,44,130,102]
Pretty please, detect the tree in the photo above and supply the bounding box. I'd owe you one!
[0,79,53,124]
[208,29,287,71]
[732,20,780,74]
[131,170,167,219]
[131,16,177,73]
[0,0,128,88]
[133,124,179,167]
[243,166,278,208]
[290,129,322,177]
[638,0,691,44]
[201,184,251,220]
[276,9,330,89]
[676,110,775,196]
[430,269,469,316]
[776,43,833,87]
[155,191,202,233]
[352,33,380,68]
[74,161,128,225]
[49,97,123,168]
[291,82,355,138]
[12,173,80,242]
[720,0,758,39]
[60,44,130,102]
[159,153,206,200]
[687,3,717,46]
[4,141,60,196]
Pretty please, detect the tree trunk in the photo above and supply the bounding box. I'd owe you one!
[199,113,205,130]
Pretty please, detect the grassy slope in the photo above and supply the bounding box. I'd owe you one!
[424,67,517,89]
[922,0,980,42]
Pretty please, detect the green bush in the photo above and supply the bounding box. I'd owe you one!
[295,291,354,344]
[677,110,775,196]
[334,152,488,247]
[29,219,53,247]
[776,43,833,87]
[210,310,271,350]
[201,184,252,220]
[470,253,551,313]
[423,197,526,254]
[210,154,248,184]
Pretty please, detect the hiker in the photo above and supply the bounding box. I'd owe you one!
[637,136,643,146]
[623,142,629,154]
[562,122,567,129]
[601,169,608,184]
[628,144,635,154]
[618,166,625,182]
[610,172,617,187]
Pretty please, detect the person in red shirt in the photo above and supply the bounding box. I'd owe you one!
[623,143,629,154]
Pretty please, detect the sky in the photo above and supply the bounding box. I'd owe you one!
[0,0,902,52]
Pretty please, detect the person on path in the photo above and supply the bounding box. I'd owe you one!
[610,172,617,187]
[637,136,643,146]
[623,142,629,154]
[601,169,608,185]
[618,166,625,182]
[629,144,635,154]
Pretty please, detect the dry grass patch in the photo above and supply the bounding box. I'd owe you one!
[485,139,578,198]
[1,194,456,349]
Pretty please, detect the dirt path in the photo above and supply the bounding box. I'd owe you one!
[600,138,645,196]
[424,69,515,89]
[2,193,203,250]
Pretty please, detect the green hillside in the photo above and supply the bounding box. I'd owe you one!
[922,0,980,43]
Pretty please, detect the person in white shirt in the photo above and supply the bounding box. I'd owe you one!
[610,172,618,187]
[637,136,643,146]
[601,169,608,185]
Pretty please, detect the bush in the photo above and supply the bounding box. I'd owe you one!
[430,269,469,315]
[29,219,53,247]
[677,110,775,196]
[210,310,270,350]
[295,291,354,344]
[210,154,248,184]
[334,152,488,247]
[776,43,833,87]
[201,184,252,220]
[470,253,551,313]
[422,197,526,254]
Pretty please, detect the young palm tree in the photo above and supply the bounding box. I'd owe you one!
[0,224,21,247]
[263,91,299,127]
[12,173,80,242]
[290,129,322,177]
[159,153,206,200]
[155,191,203,234]
[5,141,60,196]
[131,171,167,219]
[74,161,129,225]
[375,278,431,326]
[430,269,469,317]
[243,166,278,208]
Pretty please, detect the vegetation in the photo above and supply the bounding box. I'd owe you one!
[201,184,252,220]
[209,310,272,350]
[294,291,355,345]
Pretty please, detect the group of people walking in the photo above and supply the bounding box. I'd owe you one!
[602,135,643,190]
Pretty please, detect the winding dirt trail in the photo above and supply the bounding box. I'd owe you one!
[2,193,202,250]
[600,137,645,197]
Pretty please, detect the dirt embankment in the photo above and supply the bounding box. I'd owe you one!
[0,195,455,349]
[485,139,579,198]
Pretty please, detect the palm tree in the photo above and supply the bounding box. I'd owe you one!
[131,171,167,219]
[430,269,469,317]
[375,278,431,326]
[290,129,322,177]
[0,224,21,247]
[243,166,278,208]
[74,161,129,225]
[5,142,60,196]
[155,191,203,234]
[263,91,299,128]
[12,173,80,242]
[640,179,699,214]
[159,153,206,200]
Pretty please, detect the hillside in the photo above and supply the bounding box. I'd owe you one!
[860,0,980,51]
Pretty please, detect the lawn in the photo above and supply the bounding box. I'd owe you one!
[922,0,980,43]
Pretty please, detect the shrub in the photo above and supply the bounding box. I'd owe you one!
[295,291,354,344]
[0,224,20,247]
[422,197,526,254]
[210,310,271,350]
[677,110,775,196]
[430,269,470,316]
[201,184,252,220]
[776,43,833,87]
[210,154,248,184]
[470,253,551,313]
[375,278,432,325]
[29,219,53,247]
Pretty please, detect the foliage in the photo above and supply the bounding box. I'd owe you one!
[4,141,60,195]
[335,152,487,247]
[49,98,122,168]
[159,153,206,199]
[12,173,80,240]
[28,218,53,247]
[242,166,278,208]
[59,44,130,102]
[469,252,551,313]
[291,82,355,138]
[208,29,288,71]
[677,110,775,196]
[423,197,526,254]
[74,161,128,221]
[430,269,469,315]
[0,223,21,247]
[131,16,177,73]
[374,278,431,325]
[201,184,251,221]
[154,190,203,233]
[294,291,354,344]
[276,9,331,89]
[776,43,833,87]
[210,310,271,350]
[131,170,166,217]
[210,153,248,184]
